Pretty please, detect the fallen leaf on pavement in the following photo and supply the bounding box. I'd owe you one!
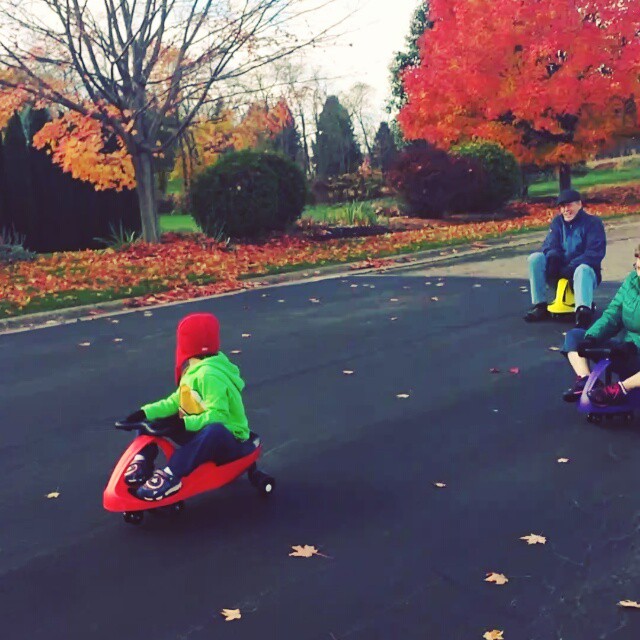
[548,346,561,351]
[230,350,242,354]
[520,533,546,545]
[289,545,330,558]
[433,482,446,488]
[241,333,251,338]
[473,284,482,288]
[489,368,500,373]
[277,299,285,303]
[343,370,354,375]
[618,600,640,609]
[485,572,509,585]
[557,457,569,463]
[436,282,445,287]
[390,298,399,302]
[220,609,241,621]
[396,393,410,399]
[390,317,398,321]
[309,298,320,303]
[46,491,60,499]
[509,367,520,374]
[78,342,91,347]
[430,296,439,301]
[113,338,123,343]
[483,631,504,640]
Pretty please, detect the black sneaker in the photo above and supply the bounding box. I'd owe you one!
[524,303,549,323]
[562,376,602,403]
[575,305,593,329]
[136,469,182,501]
[124,458,154,486]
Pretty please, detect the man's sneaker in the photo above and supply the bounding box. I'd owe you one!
[588,382,628,407]
[575,305,593,329]
[124,458,154,486]
[524,303,549,323]
[136,469,182,501]
[562,376,589,403]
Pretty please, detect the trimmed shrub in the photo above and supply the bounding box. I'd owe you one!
[451,141,521,210]
[386,143,484,218]
[190,149,307,239]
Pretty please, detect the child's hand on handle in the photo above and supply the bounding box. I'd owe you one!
[147,414,185,436]
[124,409,146,423]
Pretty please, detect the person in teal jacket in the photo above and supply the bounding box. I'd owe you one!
[560,244,640,405]
[120,312,254,501]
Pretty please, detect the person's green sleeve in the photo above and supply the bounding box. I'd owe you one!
[142,390,180,420]
[585,279,626,342]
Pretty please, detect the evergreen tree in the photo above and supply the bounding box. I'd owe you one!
[270,118,302,165]
[312,96,362,178]
[388,2,433,113]
[371,122,398,172]
[1,112,37,244]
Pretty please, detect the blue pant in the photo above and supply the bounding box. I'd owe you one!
[138,424,254,479]
[562,328,640,378]
[527,252,597,308]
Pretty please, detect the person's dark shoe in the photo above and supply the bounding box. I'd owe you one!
[524,303,549,323]
[575,305,593,329]
[562,376,589,402]
[136,469,182,501]
[562,376,602,403]
[588,382,628,407]
[124,457,154,486]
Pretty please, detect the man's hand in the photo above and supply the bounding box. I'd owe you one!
[545,255,563,282]
[559,265,575,281]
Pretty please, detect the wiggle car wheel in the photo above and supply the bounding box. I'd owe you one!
[123,511,144,525]
[249,468,275,496]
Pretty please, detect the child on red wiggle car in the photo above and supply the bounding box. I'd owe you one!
[120,312,254,501]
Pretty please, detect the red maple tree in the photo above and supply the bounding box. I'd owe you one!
[398,0,640,187]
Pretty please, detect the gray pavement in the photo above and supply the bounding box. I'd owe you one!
[2,222,640,639]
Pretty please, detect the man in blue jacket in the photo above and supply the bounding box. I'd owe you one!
[524,189,606,328]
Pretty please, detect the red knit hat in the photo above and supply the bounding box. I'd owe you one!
[174,313,220,383]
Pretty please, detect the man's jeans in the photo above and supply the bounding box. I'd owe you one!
[527,252,597,308]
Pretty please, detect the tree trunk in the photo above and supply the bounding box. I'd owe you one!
[521,166,529,199]
[132,150,159,242]
[558,163,572,191]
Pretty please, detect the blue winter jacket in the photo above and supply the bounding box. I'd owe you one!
[540,208,606,281]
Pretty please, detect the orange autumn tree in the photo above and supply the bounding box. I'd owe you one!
[0,1,327,242]
[398,0,640,189]
[173,99,294,190]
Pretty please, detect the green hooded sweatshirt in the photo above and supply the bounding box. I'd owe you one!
[142,353,250,440]
[585,271,640,349]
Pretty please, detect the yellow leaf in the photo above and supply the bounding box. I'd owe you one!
[46,491,60,499]
[483,631,504,640]
[548,346,561,351]
[485,572,509,585]
[520,533,546,545]
[618,600,640,609]
[220,608,241,621]
[289,544,319,558]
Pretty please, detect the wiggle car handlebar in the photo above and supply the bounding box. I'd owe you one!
[114,420,174,436]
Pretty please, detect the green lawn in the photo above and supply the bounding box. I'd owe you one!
[159,214,201,233]
[529,164,640,197]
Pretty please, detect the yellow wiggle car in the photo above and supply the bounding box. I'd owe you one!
[547,278,575,318]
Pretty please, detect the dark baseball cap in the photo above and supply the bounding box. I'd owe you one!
[556,189,582,206]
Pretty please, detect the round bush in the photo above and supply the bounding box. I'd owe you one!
[451,140,521,209]
[190,150,307,239]
[386,143,484,218]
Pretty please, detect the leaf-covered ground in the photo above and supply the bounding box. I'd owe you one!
[2,202,638,317]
